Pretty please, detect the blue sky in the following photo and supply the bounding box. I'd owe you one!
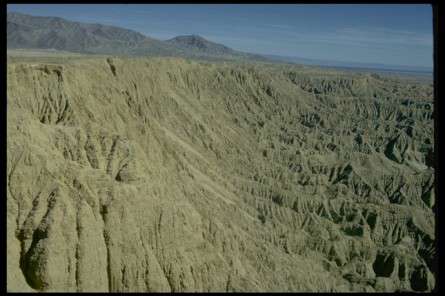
[8,4,433,68]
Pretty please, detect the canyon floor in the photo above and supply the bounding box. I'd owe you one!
[7,56,435,292]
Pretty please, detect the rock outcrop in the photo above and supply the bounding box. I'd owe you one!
[7,57,435,292]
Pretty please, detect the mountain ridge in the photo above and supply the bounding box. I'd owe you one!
[166,35,235,55]
[7,12,269,61]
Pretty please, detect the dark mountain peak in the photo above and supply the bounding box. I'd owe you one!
[167,35,213,49]
[166,35,234,55]
[183,34,205,40]
[170,34,205,41]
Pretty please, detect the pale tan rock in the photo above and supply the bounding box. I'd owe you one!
[7,57,435,292]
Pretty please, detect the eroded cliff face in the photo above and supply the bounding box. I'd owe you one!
[7,57,435,292]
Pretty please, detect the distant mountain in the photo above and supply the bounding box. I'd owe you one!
[7,12,270,62]
[166,35,236,56]
[7,12,180,56]
[165,34,270,61]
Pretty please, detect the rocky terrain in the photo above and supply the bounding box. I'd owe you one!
[7,57,435,292]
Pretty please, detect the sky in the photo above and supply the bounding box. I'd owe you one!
[7,4,433,69]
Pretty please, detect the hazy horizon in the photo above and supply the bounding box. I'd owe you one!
[7,4,433,70]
